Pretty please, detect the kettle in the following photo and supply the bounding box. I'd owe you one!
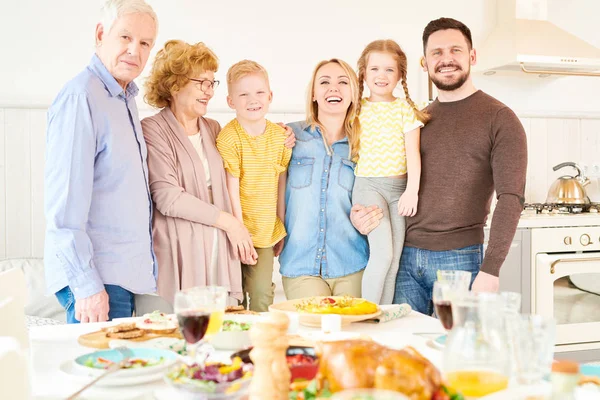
[545,162,591,204]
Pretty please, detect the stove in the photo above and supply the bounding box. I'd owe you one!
[523,202,600,215]
[497,202,600,361]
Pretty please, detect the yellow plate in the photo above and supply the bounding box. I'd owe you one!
[268,297,382,328]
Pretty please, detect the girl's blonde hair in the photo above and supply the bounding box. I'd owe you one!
[306,59,361,161]
[144,40,218,109]
[356,40,430,154]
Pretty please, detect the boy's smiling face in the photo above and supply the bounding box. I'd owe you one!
[227,73,273,122]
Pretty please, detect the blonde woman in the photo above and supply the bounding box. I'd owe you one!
[279,59,369,299]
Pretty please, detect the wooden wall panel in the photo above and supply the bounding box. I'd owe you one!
[4,109,31,258]
[30,110,46,258]
[527,119,549,203]
[0,109,5,259]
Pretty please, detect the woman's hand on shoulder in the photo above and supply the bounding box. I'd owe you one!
[398,191,418,217]
[350,204,383,235]
[277,122,296,149]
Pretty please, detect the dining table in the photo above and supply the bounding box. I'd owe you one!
[27,310,551,400]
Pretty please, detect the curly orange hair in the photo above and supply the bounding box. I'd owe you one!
[144,40,218,108]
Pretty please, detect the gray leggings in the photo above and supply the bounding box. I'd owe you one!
[352,176,406,305]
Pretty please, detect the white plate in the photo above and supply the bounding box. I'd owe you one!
[109,337,184,353]
[59,360,164,387]
[73,348,178,378]
[298,331,367,342]
[429,334,447,350]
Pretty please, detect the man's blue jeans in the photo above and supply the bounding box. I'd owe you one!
[393,245,482,315]
[55,285,135,324]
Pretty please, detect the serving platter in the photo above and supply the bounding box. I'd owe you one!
[268,296,381,327]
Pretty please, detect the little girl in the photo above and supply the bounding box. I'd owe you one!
[352,39,429,305]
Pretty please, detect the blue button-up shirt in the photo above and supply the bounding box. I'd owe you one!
[279,122,368,278]
[44,54,157,299]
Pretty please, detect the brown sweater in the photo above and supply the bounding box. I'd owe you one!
[405,90,527,276]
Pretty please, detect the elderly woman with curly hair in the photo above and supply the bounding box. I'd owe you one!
[141,40,255,306]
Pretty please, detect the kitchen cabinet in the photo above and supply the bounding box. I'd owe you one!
[484,228,532,313]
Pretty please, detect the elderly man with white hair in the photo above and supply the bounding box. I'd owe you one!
[44,0,159,323]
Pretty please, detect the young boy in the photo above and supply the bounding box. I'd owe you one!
[216,60,292,312]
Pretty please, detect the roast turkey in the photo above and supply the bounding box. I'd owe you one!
[315,340,442,400]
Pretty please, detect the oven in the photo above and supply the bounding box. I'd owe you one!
[531,226,600,359]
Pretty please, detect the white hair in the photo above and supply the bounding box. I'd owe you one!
[100,0,158,35]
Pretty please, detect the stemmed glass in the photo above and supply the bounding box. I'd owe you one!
[432,281,465,331]
[432,270,472,331]
[174,286,228,364]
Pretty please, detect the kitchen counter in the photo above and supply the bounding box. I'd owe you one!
[517,213,600,228]
[486,212,600,229]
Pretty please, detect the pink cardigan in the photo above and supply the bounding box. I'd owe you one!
[141,108,242,304]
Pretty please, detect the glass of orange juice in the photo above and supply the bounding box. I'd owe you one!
[443,292,510,398]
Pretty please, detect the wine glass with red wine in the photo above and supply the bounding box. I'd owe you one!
[432,281,465,331]
[174,286,228,364]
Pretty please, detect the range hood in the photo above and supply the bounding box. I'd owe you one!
[476,0,600,77]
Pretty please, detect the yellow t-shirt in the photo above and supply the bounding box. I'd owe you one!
[216,119,292,248]
[355,98,423,177]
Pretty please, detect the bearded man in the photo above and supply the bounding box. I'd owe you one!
[385,17,528,313]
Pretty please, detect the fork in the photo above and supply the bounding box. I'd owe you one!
[66,346,133,400]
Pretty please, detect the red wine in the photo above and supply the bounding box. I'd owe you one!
[434,301,453,330]
[177,311,210,344]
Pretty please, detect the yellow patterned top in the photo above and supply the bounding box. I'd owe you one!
[355,98,423,177]
[216,119,292,248]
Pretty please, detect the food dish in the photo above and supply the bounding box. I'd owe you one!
[305,340,461,400]
[136,310,178,334]
[296,296,378,315]
[164,357,252,398]
[59,359,165,387]
[73,347,178,378]
[269,297,381,328]
[210,314,259,351]
[231,345,318,383]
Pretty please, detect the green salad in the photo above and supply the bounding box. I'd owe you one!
[222,320,251,332]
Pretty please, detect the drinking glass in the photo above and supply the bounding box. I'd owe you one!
[444,291,510,398]
[509,314,556,386]
[436,270,472,291]
[432,281,467,331]
[174,286,228,364]
[500,291,522,314]
[498,291,522,379]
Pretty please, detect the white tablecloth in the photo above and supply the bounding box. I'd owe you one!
[29,311,445,400]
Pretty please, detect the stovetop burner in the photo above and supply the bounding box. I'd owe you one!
[523,203,600,215]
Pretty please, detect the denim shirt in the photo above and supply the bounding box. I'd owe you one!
[279,121,368,278]
[44,54,157,299]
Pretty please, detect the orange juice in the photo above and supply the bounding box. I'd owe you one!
[205,310,224,340]
[446,370,508,397]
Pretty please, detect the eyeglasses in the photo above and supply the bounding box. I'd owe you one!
[189,78,220,92]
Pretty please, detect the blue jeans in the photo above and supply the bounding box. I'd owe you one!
[55,285,135,324]
[393,245,482,315]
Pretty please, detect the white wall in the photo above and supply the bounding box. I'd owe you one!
[2,0,600,260]
[3,0,600,115]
